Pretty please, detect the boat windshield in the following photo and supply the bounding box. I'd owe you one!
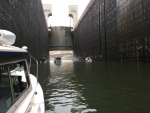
[0,60,29,112]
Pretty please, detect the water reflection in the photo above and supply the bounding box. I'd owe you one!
[42,61,96,113]
[38,61,150,113]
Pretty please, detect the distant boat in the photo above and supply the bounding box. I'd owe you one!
[54,57,61,64]
[0,30,45,113]
[40,57,46,63]
[85,57,92,62]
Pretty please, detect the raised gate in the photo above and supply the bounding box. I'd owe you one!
[49,27,73,51]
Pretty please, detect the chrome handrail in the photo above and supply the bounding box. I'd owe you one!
[28,53,38,84]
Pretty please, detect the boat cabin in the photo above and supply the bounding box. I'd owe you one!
[0,30,44,113]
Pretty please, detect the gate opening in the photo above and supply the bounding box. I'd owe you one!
[49,51,73,61]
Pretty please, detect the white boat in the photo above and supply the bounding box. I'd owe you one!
[0,30,45,113]
[85,57,92,62]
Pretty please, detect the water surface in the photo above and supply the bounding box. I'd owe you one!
[38,61,150,113]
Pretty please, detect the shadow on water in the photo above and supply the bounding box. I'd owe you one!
[38,61,150,113]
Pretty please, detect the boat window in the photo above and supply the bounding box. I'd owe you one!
[0,60,29,112]
[9,61,28,100]
[0,65,13,113]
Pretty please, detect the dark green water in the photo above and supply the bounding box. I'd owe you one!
[38,61,150,113]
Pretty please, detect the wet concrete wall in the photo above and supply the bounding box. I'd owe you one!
[117,0,150,62]
[50,27,73,51]
[0,0,49,60]
[74,0,100,60]
[74,0,150,62]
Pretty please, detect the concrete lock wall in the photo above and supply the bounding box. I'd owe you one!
[49,27,73,51]
[0,1,49,60]
[74,0,150,62]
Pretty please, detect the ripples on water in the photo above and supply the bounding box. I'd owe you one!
[38,61,150,113]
